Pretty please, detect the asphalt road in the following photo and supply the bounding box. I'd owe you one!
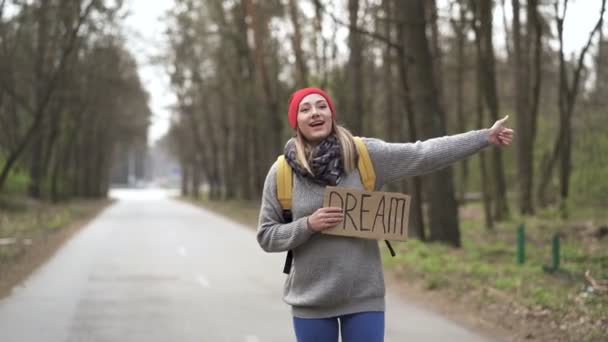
[0,189,496,342]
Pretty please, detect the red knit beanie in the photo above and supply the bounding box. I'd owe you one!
[288,87,336,129]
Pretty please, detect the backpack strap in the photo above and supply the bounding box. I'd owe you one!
[276,156,292,211]
[276,156,294,274]
[353,137,375,191]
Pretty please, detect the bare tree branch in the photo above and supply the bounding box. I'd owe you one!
[0,0,98,191]
[0,0,7,20]
[317,0,402,51]
[538,0,606,208]
[571,0,606,101]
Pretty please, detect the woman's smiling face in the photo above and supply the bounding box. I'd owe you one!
[296,93,333,144]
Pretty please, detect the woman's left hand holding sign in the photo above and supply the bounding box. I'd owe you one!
[307,207,344,232]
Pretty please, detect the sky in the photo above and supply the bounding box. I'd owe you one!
[123,0,176,146]
[122,0,605,146]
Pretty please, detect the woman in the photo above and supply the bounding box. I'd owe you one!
[256,87,513,342]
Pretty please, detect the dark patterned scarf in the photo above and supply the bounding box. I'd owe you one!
[284,135,343,186]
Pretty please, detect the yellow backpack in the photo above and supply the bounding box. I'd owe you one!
[276,137,395,274]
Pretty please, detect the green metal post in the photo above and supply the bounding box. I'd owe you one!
[517,224,526,265]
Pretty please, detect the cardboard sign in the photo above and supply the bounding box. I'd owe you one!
[321,186,410,241]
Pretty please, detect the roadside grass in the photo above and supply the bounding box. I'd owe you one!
[191,196,608,339]
[0,195,111,262]
[186,196,261,227]
[384,202,608,339]
[0,167,29,196]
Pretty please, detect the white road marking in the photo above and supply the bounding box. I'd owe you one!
[197,275,210,288]
[245,335,261,342]
[178,246,187,257]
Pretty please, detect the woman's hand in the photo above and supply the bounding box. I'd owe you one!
[307,207,344,232]
[488,115,514,146]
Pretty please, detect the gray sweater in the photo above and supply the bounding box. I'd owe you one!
[257,129,490,318]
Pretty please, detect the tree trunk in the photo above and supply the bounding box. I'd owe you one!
[382,0,395,143]
[539,0,606,214]
[427,0,445,112]
[51,109,83,202]
[312,0,326,82]
[525,0,543,214]
[191,159,201,199]
[288,0,308,88]
[347,0,364,135]
[477,64,494,230]
[245,0,281,198]
[395,1,425,240]
[181,160,190,197]
[471,0,495,230]
[402,0,459,246]
[480,0,509,221]
[28,0,51,199]
[512,0,530,214]
[212,1,238,200]
[501,0,513,60]
[513,0,542,215]
[451,2,468,203]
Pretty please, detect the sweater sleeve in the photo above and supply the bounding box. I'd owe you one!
[365,129,491,187]
[256,161,316,253]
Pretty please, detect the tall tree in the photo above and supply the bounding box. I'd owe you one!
[0,0,99,192]
[479,0,510,221]
[538,0,606,216]
[244,0,283,195]
[347,0,364,135]
[0,0,147,200]
[470,0,495,229]
[512,0,543,215]
[393,0,426,240]
[402,0,461,246]
[288,0,308,87]
[449,1,469,202]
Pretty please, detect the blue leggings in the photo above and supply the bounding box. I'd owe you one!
[293,311,384,342]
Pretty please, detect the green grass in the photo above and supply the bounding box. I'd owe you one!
[382,202,607,336]
[185,196,261,228]
[494,276,520,290]
[0,196,110,262]
[0,165,29,195]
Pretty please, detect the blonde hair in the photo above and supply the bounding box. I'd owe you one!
[294,120,358,176]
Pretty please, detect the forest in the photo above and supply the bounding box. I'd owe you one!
[162,0,607,247]
[0,0,150,201]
